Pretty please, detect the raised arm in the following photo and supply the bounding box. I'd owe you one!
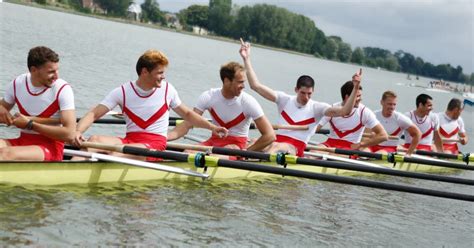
[239,38,277,102]
[324,69,362,117]
[246,116,275,151]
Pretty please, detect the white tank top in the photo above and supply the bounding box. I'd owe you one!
[375,110,412,147]
[438,112,465,144]
[195,88,264,137]
[100,81,181,137]
[319,103,379,143]
[275,91,330,143]
[3,73,74,134]
[404,111,439,146]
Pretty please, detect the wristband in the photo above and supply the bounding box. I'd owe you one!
[25,120,34,130]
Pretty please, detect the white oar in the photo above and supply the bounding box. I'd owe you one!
[396,152,452,163]
[304,151,387,168]
[63,149,209,179]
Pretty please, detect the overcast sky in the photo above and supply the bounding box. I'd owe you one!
[154,0,473,74]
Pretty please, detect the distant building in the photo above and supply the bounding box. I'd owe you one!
[164,13,182,30]
[127,2,141,21]
[81,0,104,14]
[192,26,208,35]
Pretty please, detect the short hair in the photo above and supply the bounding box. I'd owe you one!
[415,93,432,107]
[27,46,59,70]
[340,81,363,100]
[136,50,169,76]
[447,98,462,111]
[296,75,315,89]
[381,90,397,101]
[220,62,244,82]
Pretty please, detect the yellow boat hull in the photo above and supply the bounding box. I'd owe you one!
[0,160,458,186]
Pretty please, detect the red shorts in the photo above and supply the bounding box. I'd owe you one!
[442,143,459,154]
[322,138,354,149]
[7,132,64,161]
[403,143,432,152]
[369,145,397,153]
[275,135,306,157]
[120,132,166,161]
[201,135,247,150]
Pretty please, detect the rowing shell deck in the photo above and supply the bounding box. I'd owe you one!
[0,160,459,186]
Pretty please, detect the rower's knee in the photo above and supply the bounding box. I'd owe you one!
[0,147,16,160]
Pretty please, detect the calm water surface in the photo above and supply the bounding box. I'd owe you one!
[0,3,473,246]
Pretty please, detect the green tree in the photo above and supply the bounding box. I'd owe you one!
[285,15,317,53]
[141,0,165,24]
[351,47,365,64]
[323,38,338,60]
[384,55,400,71]
[311,28,326,57]
[179,5,209,30]
[337,41,352,62]
[208,0,233,36]
[95,0,130,16]
[413,57,424,75]
[233,5,253,40]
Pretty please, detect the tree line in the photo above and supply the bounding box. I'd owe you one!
[31,0,473,85]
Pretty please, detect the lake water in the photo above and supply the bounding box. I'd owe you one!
[1,2,473,247]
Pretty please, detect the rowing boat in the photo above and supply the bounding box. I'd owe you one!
[0,159,458,186]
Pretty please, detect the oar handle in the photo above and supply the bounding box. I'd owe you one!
[81,141,124,153]
[363,133,399,140]
[306,144,336,153]
[442,138,461,143]
[167,143,212,152]
[272,124,309,130]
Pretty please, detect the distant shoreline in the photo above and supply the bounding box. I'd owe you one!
[3,0,472,93]
[4,0,317,59]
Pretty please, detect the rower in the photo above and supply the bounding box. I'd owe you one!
[437,98,468,154]
[168,60,275,152]
[316,80,388,150]
[72,50,227,160]
[0,46,76,161]
[403,93,443,152]
[368,91,421,155]
[239,39,360,157]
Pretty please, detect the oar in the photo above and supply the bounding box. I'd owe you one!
[63,149,208,178]
[409,149,473,163]
[309,146,474,170]
[167,143,474,186]
[79,142,474,202]
[363,133,399,140]
[442,138,463,143]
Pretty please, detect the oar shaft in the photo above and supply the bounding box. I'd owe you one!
[298,155,474,186]
[79,143,474,201]
[363,133,399,140]
[310,146,472,170]
[306,145,383,160]
[64,149,208,178]
[215,159,474,202]
[413,150,459,160]
[401,156,473,170]
[169,143,474,185]
[166,143,270,161]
